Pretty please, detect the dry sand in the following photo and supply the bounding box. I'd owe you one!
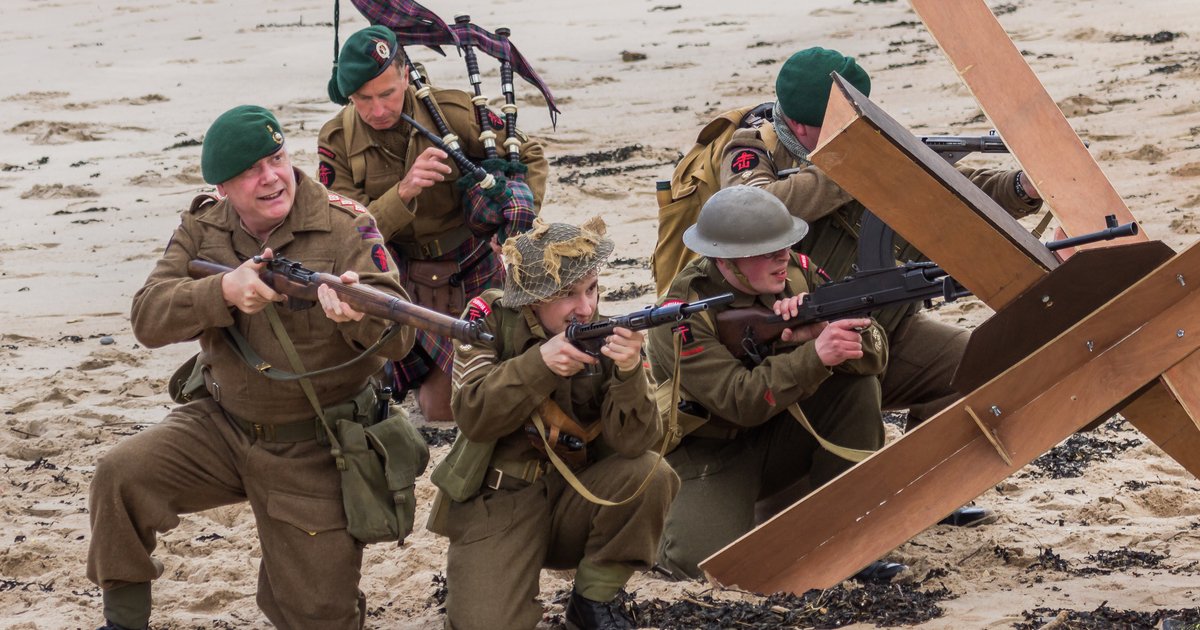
[2,0,1200,628]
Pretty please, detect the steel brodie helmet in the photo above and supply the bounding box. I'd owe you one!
[682,185,809,258]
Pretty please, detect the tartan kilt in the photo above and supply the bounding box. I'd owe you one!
[392,236,504,388]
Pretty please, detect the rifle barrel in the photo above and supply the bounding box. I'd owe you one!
[1045,221,1139,251]
[186,259,493,344]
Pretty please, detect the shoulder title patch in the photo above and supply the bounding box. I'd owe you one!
[317,147,337,160]
[318,162,335,187]
[370,244,389,272]
[730,149,760,173]
[466,296,492,321]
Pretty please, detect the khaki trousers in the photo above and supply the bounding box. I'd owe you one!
[444,452,680,630]
[86,398,366,630]
[880,311,971,428]
[657,373,883,580]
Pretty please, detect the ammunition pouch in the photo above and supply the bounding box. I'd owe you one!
[429,433,497,503]
[334,398,430,545]
[403,259,467,317]
[168,353,208,404]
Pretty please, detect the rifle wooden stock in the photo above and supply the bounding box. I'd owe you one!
[186,259,493,344]
[715,306,807,360]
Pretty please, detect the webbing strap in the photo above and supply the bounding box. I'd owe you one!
[262,304,345,469]
[344,106,366,186]
[786,402,874,463]
[221,320,402,381]
[529,331,681,506]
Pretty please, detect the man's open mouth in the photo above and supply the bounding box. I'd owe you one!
[259,190,284,201]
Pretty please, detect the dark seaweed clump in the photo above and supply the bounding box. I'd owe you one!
[419,426,458,447]
[618,582,955,629]
[1015,605,1200,630]
[1023,433,1142,479]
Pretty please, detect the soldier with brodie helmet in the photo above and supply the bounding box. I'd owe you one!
[718,47,1042,433]
[647,186,892,581]
[318,25,549,423]
[86,106,423,629]
[428,218,679,630]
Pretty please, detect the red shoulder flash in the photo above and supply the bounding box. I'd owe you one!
[799,254,810,270]
[765,390,776,406]
[730,149,761,173]
[466,296,492,321]
[661,300,685,307]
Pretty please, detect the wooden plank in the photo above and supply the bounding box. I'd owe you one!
[953,241,1175,392]
[1127,356,1200,479]
[700,240,1200,593]
[811,75,1056,308]
[908,0,1145,244]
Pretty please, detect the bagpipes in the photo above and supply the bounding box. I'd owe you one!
[336,0,561,248]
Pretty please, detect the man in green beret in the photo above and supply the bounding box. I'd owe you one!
[717,47,1042,430]
[86,105,420,630]
[648,46,1037,531]
[318,25,550,426]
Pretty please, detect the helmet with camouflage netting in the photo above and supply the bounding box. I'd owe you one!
[501,217,615,308]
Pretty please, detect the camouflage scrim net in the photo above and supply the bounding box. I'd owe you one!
[501,217,614,307]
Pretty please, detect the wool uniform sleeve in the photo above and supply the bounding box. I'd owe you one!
[329,202,416,360]
[719,128,854,224]
[645,295,832,429]
[597,362,662,459]
[131,211,235,349]
[957,166,1043,219]
[450,301,560,443]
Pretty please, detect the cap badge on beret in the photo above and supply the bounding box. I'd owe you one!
[374,40,391,62]
[268,124,283,145]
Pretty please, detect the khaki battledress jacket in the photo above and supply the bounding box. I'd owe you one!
[647,253,887,432]
[130,169,415,423]
[451,290,662,464]
[317,86,549,252]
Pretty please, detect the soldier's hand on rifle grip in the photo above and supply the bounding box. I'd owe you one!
[814,318,869,367]
[318,271,366,323]
[221,248,284,314]
[777,293,825,343]
[600,327,644,373]
[396,147,452,203]
[541,332,599,377]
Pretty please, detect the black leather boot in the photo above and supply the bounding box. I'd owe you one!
[851,560,907,582]
[564,588,633,630]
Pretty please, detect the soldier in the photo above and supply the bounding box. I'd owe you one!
[720,47,1043,431]
[430,218,679,630]
[87,106,421,630]
[318,25,549,423]
[647,186,891,581]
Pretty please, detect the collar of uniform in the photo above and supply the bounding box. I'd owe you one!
[347,86,418,158]
[198,169,332,259]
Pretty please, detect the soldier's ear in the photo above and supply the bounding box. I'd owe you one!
[215,183,227,197]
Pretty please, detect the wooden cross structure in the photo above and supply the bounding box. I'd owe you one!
[700,0,1200,594]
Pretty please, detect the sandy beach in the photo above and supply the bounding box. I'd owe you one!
[2,0,1200,627]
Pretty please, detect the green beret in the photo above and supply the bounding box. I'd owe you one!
[201,106,285,185]
[775,47,871,127]
[330,26,400,105]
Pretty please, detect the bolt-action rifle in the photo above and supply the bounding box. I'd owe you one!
[566,294,735,375]
[187,255,493,344]
[717,216,1138,361]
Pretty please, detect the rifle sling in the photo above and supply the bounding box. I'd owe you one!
[262,303,344,469]
[220,317,402,381]
[529,330,682,507]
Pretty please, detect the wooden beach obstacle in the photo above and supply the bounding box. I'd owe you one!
[699,0,1200,594]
